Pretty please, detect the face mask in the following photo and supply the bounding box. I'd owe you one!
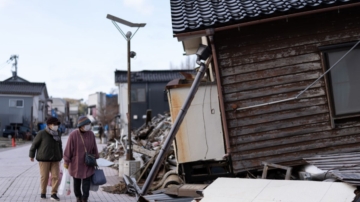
[50,125,59,131]
[83,125,91,131]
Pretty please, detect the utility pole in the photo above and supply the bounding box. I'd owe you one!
[8,55,19,78]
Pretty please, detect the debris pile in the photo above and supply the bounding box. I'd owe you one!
[100,113,182,193]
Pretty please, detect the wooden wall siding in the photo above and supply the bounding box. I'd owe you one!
[215,7,360,173]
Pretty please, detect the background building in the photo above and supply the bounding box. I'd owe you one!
[0,73,49,136]
[115,69,194,129]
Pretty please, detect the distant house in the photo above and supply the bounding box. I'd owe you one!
[87,92,119,125]
[51,98,70,125]
[0,74,49,136]
[115,69,194,129]
[69,103,79,128]
[170,1,360,174]
[87,92,106,120]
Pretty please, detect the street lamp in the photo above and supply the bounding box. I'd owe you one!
[106,14,146,161]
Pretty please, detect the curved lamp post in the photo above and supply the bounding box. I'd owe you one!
[106,14,146,161]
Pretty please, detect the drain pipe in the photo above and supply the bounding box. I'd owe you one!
[207,29,232,156]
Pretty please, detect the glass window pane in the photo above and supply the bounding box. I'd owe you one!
[328,48,360,116]
[137,89,146,102]
[16,100,23,107]
[131,88,146,102]
[131,89,138,102]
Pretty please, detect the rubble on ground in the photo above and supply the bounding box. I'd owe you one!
[100,113,180,194]
[102,183,127,195]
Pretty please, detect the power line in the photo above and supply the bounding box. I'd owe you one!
[0,61,9,71]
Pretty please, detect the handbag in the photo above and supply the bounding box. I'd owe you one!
[79,133,97,167]
[92,167,107,185]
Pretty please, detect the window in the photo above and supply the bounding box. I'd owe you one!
[131,88,146,102]
[9,99,24,108]
[322,42,360,118]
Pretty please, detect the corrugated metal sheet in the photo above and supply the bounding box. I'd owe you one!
[215,7,360,173]
[305,152,360,185]
[170,0,354,33]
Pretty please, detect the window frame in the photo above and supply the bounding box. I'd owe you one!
[320,41,360,126]
[9,99,24,108]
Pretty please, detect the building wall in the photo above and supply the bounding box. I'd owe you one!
[37,90,48,123]
[87,92,106,119]
[32,95,39,121]
[148,82,170,115]
[118,82,171,129]
[0,95,33,136]
[131,82,170,129]
[87,93,98,108]
[131,83,148,128]
[215,7,360,173]
[52,98,66,114]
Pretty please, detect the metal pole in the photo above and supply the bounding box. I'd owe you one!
[140,62,208,195]
[126,38,133,161]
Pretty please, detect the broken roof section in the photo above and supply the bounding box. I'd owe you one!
[170,0,354,34]
[305,152,360,186]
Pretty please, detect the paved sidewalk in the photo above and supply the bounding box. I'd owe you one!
[0,134,136,202]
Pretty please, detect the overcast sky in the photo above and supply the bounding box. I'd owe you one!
[0,0,186,102]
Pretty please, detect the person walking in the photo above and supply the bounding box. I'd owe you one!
[63,116,99,202]
[98,123,104,144]
[29,117,62,201]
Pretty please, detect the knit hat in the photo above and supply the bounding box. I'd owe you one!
[47,117,60,125]
[77,116,91,128]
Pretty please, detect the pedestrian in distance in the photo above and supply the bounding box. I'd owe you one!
[98,123,104,144]
[29,117,63,201]
[63,116,99,202]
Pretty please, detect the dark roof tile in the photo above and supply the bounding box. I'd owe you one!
[0,82,46,95]
[171,0,353,33]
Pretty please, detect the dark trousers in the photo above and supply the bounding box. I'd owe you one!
[73,176,91,199]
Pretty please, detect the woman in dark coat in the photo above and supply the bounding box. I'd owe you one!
[63,116,99,202]
[29,117,62,201]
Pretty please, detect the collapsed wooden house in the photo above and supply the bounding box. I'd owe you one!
[170,0,360,175]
